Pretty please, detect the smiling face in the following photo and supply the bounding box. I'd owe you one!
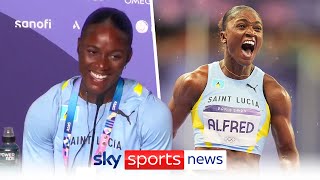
[78,21,132,101]
[220,8,263,66]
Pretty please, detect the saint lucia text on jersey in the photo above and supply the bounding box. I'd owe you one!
[207,95,259,108]
[69,136,121,150]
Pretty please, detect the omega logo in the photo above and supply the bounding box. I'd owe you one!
[124,0,150,5]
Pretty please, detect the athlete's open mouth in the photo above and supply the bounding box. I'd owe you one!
[241,40,255,52]
[241,40,255,58]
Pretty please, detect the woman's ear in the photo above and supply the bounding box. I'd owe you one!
[220,31,227,44]
[126,47,133,64]
[77,37,81,54]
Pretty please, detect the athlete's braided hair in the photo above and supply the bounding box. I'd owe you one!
[81,7,133,46]
[218,5,261,32]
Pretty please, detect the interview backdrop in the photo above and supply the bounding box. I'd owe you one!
[0,0,158,150]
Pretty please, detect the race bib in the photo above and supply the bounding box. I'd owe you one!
[203,105,261,146]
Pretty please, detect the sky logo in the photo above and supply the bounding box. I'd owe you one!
[93,152,122,169]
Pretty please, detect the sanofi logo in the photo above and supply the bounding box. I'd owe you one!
[124,0,150,5]
[15,19,52,29]
[93,151,121,169]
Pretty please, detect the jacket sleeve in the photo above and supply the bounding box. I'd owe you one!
[139,95,173,150]
[22,85,61,174]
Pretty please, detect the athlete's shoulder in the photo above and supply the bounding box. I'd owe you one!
[138,94,172,150]
[24,77,76,140]
[173,64,208,96]
[122,78,171,121]
[122,78,151,100]
[137,89,172,132]
[177,60,223,91]
[143,92,170,113]
[180,64,208,87]
[28,76,78,111]
[171,64,209,106]
[122,78,170,111]
[263,73,286,93]
[119,78,154,113]
[263,73,291,106]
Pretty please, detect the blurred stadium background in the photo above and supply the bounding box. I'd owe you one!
[154,0,320,171]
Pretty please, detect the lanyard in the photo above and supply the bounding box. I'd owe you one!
[62,77,124,168]
[62,77,81,168]
[95,78,123,156]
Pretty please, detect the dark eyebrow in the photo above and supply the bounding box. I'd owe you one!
[85,45,97,48]
[235,18,262,25]
[84,45,99,49]
[84,45,126,53]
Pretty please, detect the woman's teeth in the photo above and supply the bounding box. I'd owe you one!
[90,71,107,80]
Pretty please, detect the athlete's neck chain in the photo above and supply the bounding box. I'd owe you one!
[221,61,254,78]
